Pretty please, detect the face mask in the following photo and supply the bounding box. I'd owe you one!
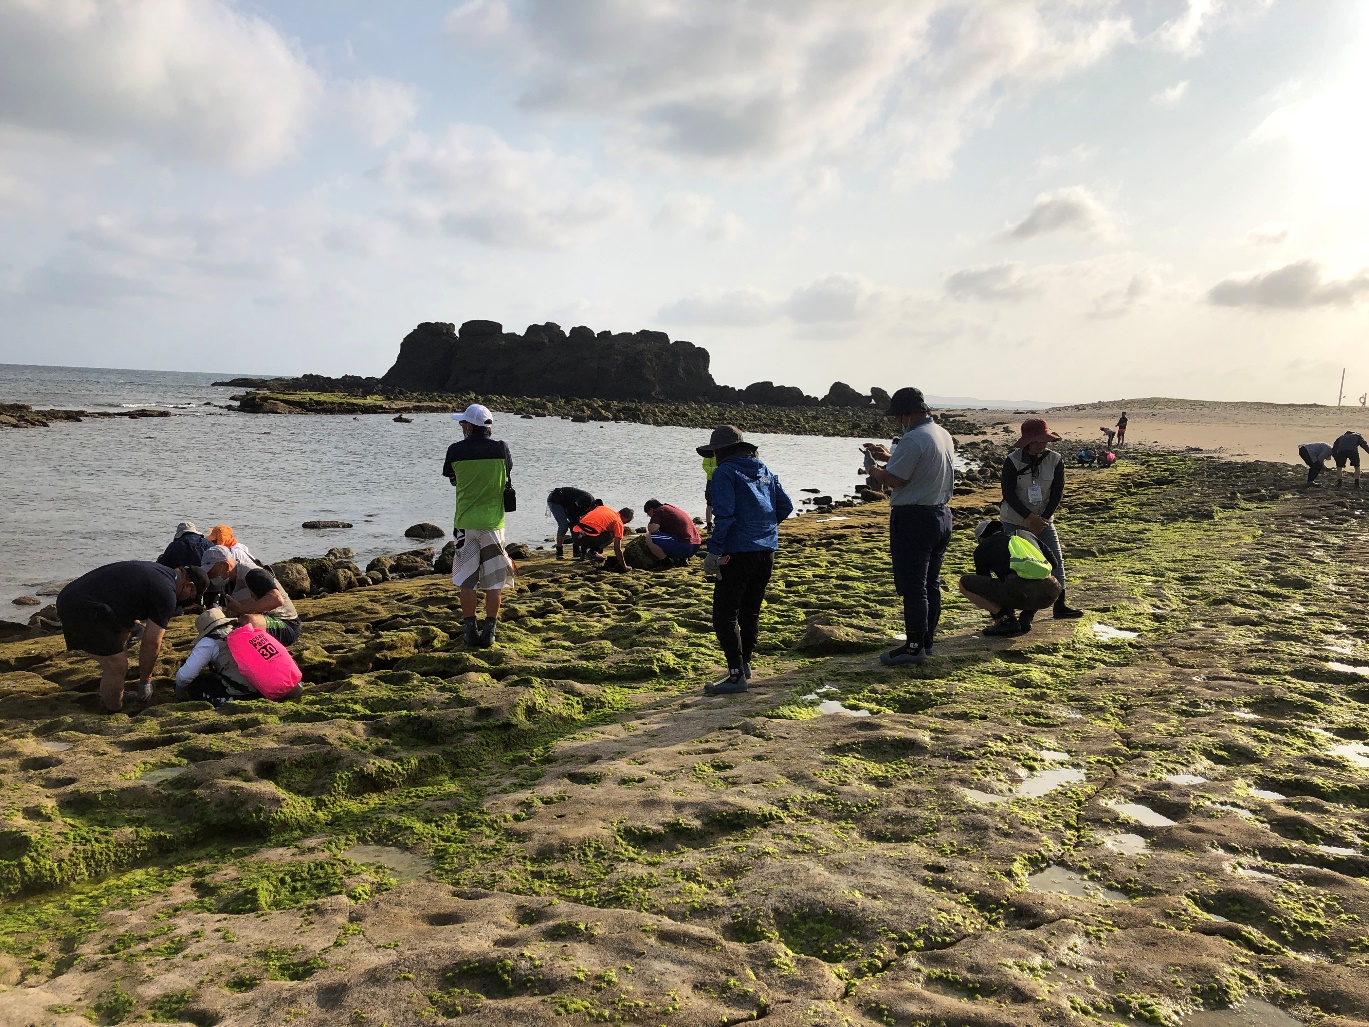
[210,576,229,591]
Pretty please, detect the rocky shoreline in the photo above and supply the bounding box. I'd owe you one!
[0,402,172,429]
[1,452,1367,1025]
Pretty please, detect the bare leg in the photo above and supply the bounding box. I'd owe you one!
[485,589,503,619]
[96,650,130,712]
[644,538,667,561]
[460,588,479,618]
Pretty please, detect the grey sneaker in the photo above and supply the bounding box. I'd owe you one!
[462,619,479,646]
[740,661,752,681]
[478,620,497,648]
[704,671,748,695]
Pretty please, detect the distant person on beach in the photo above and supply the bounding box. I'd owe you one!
[702,454,718,531]
[444,403,516,648]
[203,548,301,646]
[643,499,702,566]
[1115,412,1128,446]
[573,505,635,571]
[862,388,956,667]
[56,562,208,712]
[1001,419,1084,620]
[1298,442,1333,486]
[1331,431,1369,488]
[697,425,793,695]
[157,522,211,570]
[174,609,304,705]
[959,520,1061,637]
[546,487,598,559]
[1100,426,1116,448]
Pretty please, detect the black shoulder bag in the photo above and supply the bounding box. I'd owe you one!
[503,445,517,512]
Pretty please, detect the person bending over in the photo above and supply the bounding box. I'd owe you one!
[1298,442,1333,487]
[157,521,211,569]
[207,555,303,646]
[697,425,794,695]
[56,562,207,711]
[959,520,1062,637]
[1331,431,1369,488]
[573,505,634,571]
[643,498,702,566]
[546,486,597,559]
[1001,419,1082,620]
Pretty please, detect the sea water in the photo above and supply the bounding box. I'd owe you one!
[1,364,904,618]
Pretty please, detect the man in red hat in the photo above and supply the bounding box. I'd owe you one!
[1000,418,1082,619]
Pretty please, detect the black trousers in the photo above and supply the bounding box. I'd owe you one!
[1299,446,1324,484]
[890,504,953,650]
[712,550,774,669]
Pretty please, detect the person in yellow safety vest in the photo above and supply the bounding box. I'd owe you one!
[958,519,1062,637]
[702,454,718,531]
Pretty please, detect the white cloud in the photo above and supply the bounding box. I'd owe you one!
[1153,80,1189,106]
[1207,259,1369,309]
[651,190,744,240]
[449,0,1133,176]
[657,286,778,326]
[1147,0,1271,57]
[1092,269,1161,317]
[0,0,322,172]
[659,271,882,325]
[783,272,881,323]
[945,261,1042,301]
[341,76,419,148]
[375,125,632,249]
[1246,221,1292,246]
[998,186,1113,241]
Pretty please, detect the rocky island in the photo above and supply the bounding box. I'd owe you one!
[1,453,1367,1025]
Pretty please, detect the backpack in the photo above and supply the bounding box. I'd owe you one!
[1008,534,1053,580]
[225,623,303,700]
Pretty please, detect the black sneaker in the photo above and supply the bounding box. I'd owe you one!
[740,661,752,681]
[879,645,926,666]
[1053,604,1084,620]
[1018,610,1035,633]
[984,613,1023,636]
[555,545,565,560]
[705,671,748,695]
[462,619,479,646]
[478,620,497,648]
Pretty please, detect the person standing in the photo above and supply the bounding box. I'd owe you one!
[1115,412,1128,446]
[56,562,207,712]
[697,426,794,695]
[1331,431,1369,488]
[157,521,211,569]
[546,486,597,559]
[1298,442,1333,486]
[443,403,516,648]
[1000,419,1083,620]
[863,388,957,666]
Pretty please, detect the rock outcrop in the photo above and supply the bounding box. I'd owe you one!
[820,382,872,407]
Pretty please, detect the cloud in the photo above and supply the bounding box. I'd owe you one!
[1152,80,1189,106]
[945,261,1042,301]
[657,286,778,326]
[998,186,1113,241]
[1246,221,1292,246]
[0,0,322,172]
[1147,0,1270,56]
[658,271,882,326]
[1092,269,1161,317]
[651,191,745,240]
[1207,259,1369,309]
[341,76,419,148]
[448,1,1132,176]
[783,273,881,323]
[375,125,631,248]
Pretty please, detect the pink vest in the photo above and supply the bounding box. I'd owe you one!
[225,624,302,700]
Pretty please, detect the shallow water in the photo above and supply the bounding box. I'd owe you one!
[1026,865,1126,901]
[1091,623,1139,640]
[344,844,432,881]
[1316,844,1358,856]
[1184,999,1303,1027]
[815,700,871,717]
[39,740,72,752]
[1327,662,1369,676]
[1166,773,1208,785]
[1,367,893,615]
[1101,832,1149,855]
[1037,749,1069,761]
[1248,788,1286,800]
[139,766,186,783]
[1329,742,1369,768]
[1105,800,1176,827]
[965,766,1084,803]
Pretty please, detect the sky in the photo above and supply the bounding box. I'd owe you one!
[0,0,1366,405]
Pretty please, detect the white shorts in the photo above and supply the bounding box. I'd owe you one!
[452,529,515,591]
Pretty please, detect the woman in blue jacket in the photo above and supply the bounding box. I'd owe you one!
[696,425,794,695]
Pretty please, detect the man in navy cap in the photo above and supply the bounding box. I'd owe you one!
[862,388,957,666]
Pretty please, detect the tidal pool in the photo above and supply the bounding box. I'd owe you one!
[139,766,186,783]
[1184,1000,1302,1027]
[1166,773,1207,785]
[1026,865,1126,901]
[965,767,1084,803]
[1092,623,1139,640]
[1105,800,1176,827]
[1101,832,1149,855]
[1247,788,1286,800]
[1327,662,1369,676]
[1329,742,1369,768]
[344,844,433,881]
[39,740,72,752]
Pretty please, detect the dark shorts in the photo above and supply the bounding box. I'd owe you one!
[650,534,700,560]
[576,530,614,554]
[55,596,125,657]
[265,616,301,647]
[960,573,1060,612]
[1334,449,1360,469]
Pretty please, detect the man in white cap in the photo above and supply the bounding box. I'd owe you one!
[443,403,516,647]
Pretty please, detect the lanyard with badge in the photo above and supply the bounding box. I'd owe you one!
[1026,458,1044,505]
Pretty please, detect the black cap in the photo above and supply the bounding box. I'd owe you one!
[885,387,928,416]
[696,424,749,456]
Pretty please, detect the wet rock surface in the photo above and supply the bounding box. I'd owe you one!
[1,454,1367,1025]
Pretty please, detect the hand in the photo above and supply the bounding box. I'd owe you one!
[864,443,891,461]
[1026,514,1050,535]
[702,553,722,577]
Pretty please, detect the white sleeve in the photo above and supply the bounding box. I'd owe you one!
[175,637,218,688]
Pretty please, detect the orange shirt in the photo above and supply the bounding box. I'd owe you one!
[573,506,623,539]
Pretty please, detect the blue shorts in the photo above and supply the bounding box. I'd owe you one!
[547,502,572,534]
[651,534,700,560]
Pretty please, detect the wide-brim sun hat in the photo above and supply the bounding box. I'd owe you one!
[174,521,199,539]
[194,608,233,640]
[1015,418,1061,449]
[452,403,493,426]
[696,424,752,457]
[885,387,929,416]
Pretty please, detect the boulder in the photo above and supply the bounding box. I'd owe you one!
[821,381,870,407]
[870,387,891,408]
[506,543,531,560]
[11,596,40,606]
[323,566,359,592]
[391,554,432,577]
[404,522,446,540]
[365,555,395,574]
[324,547,356,560]
[272,562,313,599]
[302,520,352,529]
[435,541,456,575]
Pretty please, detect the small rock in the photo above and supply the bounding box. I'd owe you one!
[303,520,352,529]
[391,554,432,576]
[366,555,395,574]
[506,543,531,560]
[324,547,356,560]
[12,596,40,606]
[435,541,456,575]
[405,522,446,540]
[272,562,312,599]
[323,566,359,592]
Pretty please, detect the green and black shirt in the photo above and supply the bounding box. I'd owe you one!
[443,436,513,532]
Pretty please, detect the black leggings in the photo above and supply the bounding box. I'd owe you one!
[712,550,774,669]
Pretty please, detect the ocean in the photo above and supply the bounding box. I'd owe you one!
[0,364,907,620]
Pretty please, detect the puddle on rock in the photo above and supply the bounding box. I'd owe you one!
[1327,662,1369,677]
[39,741,72,752]
[139,766,186,783]
[1091,623,1139,640]
[1026,865,1126,901]
[1101,832,1149,855]
[815,700,871,717]
[1166,774,1207,786]
[1248,788,1286,801]
[1038,749,1070,761]
[1183,999,1303,1027]
[344,844,433,881]
[963,788,1012,804]
[1329,742,1369,768]
[1210,803,1256,819]
[1231,710,1260,721]
[1104,800,1176,827]
[965,767,1084,804]
[1232,863,1278,882]
[1316,844,1358,856]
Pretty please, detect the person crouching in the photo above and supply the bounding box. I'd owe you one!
[174,609,303,705]
[959,520,1061,637]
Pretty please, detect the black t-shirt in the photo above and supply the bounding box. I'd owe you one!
[243,568,279,600]
[548,487,595,517]
[1333,432,1367,457]
[59,561,178,629]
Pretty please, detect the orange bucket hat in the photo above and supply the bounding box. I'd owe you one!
[208,524,238,547]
